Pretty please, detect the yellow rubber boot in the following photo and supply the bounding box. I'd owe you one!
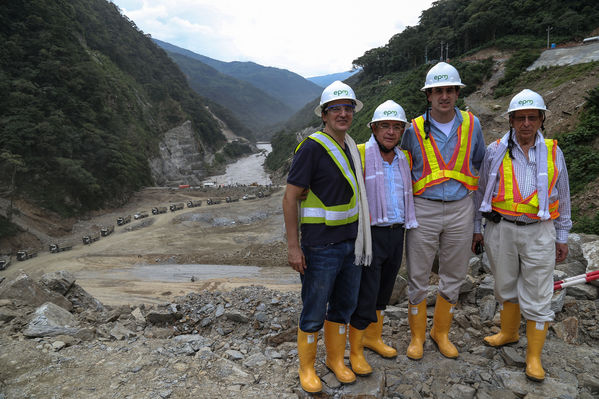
[525,320,548,382]
[484,302,521,347]
[430,294,459,359]
[363,310,397,358]
[324,320,356,383]
[407,300,427,360]
[349,325,372,376]
[297,328,322,393]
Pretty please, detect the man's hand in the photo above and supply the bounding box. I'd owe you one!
[288,245,307,274]
[472,233,484,254]
[556,242,569,263]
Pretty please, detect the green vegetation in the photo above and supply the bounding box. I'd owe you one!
[352,0,598,78]
[494,49,543,97]
[557,86,599,234]
[0,0,227,215]
[0,216,20,239]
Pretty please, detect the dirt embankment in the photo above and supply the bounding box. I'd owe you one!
[0,186,293,305]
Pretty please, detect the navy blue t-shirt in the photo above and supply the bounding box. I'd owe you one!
[287,134,359,247]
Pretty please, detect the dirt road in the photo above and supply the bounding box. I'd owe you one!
[0,187,299,305]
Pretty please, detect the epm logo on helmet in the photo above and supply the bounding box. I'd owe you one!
[433,74,449,81]
[518,99,534,106]
[384,110,398,116]
[334,90,349,96]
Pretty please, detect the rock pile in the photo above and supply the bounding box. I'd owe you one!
[0,234,598,398]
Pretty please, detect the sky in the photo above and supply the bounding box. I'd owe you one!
[111,0,435,78]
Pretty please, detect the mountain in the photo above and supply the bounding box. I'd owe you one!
[153,39,322,111]
[307,68,363,87]
[163,51,294,138]
[0,0,233,215]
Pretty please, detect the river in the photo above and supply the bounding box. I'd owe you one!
[203,142,272,186]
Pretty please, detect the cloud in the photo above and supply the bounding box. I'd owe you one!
[112,0,434,77]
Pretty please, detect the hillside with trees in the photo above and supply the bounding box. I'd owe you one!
[0,0,237,217]
[266,0,599,234]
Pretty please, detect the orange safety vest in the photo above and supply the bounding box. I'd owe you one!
[411,111,479,195]
[492,139,560,220]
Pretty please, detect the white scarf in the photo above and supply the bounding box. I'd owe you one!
[345,134,372,266]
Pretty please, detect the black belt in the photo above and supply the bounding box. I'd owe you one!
[500,217,540,226]
[423,198,458,203]
[373,223,404,229]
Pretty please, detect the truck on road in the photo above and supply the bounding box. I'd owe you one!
[0,256,11,270]
[82,232,100,245]
[134,211,149,220]
[152,206,167,215]
[187,200,202,208]
[100,225,115,237]
[225,196,239,203]
[117,215,131,226]
[206,198,221,205]
[49,243,73,253]
[169,203,184,212]
[16,250,37,261]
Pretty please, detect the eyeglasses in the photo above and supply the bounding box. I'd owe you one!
[325,104,355,114]
[513,115,540,123]
[377,122,405,132]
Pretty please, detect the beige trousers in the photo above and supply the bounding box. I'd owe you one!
[484,219,556,322]
[406,195,474,305]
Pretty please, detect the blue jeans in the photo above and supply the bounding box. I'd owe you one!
[299,240,362,332]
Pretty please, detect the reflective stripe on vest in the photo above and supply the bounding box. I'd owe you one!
[492,139,560,220]
[296,132,359,226]
[411,111,479,195]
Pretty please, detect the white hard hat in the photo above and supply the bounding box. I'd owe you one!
[505,89,549,116]
[368,100,407,127]
[421,62,466,91]
[314,80,363,116]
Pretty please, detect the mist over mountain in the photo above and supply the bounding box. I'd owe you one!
[307,68,363,87]
[153,39,322,111]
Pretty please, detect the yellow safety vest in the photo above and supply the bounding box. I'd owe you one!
[492,139,560,219]
[295,132,359,226]
[411,111,479,195]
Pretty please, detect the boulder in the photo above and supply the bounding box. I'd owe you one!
[23,302,79,337]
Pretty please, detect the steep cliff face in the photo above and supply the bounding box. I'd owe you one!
[149,121,208,187]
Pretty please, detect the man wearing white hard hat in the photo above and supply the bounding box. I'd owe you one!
[400,62,486,360]
[472,89,571,382]
[347,100,419,376]
[283,80,371,392]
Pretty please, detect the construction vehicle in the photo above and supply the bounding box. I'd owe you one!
[100,225,115,237]
[49,243,73,253]
[152,206,167,215]
[206,198,221,205]
[242,194,257,200]
[169,203,184,212]
[187,200,202,208]
[134,211,149,220]
[225,196,239,203]
[117,215,131,226]
[0,256,11,270]
[257,191,271,198]
[16,250,37,261]
[82,232,100,245]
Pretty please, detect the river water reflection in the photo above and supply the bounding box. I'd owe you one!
[204,143,272,186]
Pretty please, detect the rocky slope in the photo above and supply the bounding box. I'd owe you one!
[1,233,598,398]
